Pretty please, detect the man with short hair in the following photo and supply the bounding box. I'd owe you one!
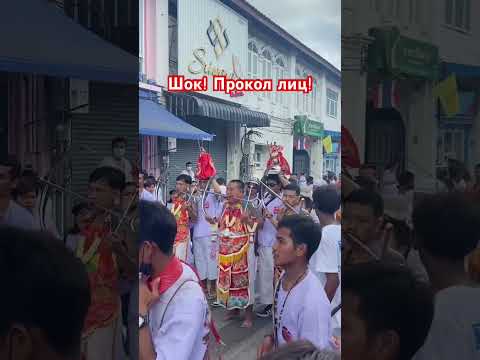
[138,201,210,360]
[277,183,308,222]
[80,166,131,360]
[193,179,222,299]
[0,157,35,230]
[171,174,198,262]
[256,174,284,318]
[342,189,405,266]
[212,178,261,328]
[99,137,133,182]
[258,215,331,356]
[181,161,196,182]
[342,262,434,360]
[0,226,90,360]
[309,186,341,341]
[412,193,480,360]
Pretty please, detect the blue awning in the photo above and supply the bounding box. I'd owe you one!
[140,98,214,141]
[0,0,137,83]
[443,62,480,78]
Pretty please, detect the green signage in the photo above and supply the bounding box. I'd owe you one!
[293,116,324,138]
[368,27,439,80]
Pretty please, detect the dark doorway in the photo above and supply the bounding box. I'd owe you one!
[365,107,406,173]
[293,150,310,176]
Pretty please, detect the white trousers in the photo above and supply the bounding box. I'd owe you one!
[247,241,257,307]
[193,235,219,281]
[255,246,274,306]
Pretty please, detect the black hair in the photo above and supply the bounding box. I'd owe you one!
[344,189,384,217]
[89,166,126,191]
[278,214,322,261]
[0,156,21,179]
[0,226,90,357]
[139,201,177,255]
[112,136,127,148]
[307,176,314,184]
[283,183,301,196]
[412,193,480,260]
[229,179,245,192]
[216,177,226,186]
[12,177,38,198]
[186,161,192,166]
[343,262,434,360]
[144,176,157,188]
[313,186,341,215]
[398,171,414,188]
[266,174,281,185]
[176,174,192,185]
[302,197,313,211]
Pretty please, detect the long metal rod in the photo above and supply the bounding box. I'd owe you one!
[38,178,122,218]
[256,178,299,214]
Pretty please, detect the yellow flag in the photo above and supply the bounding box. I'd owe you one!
[433,74,459,117]
[322,135,333,153]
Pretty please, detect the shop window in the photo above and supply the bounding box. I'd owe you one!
[326,88,338,118]
[445,0,471,32]
[248,41,259,79]
[261,49,272,100]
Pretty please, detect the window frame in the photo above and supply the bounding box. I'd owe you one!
[326,88,338,118]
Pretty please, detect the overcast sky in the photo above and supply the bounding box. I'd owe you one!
[245,0,341,70]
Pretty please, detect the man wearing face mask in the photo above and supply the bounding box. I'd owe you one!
[181,162,196,183]
[137,201,210,360]
[99,137,134,182]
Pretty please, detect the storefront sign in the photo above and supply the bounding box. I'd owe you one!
[293,116,324,138]
[178,0,248,103]
[368,27,439,80]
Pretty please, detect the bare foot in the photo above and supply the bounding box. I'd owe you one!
[224,309,240,321]
[240,318,253,328]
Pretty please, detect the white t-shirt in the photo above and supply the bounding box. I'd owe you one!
[181,169,196,182]
[140,189,157,202]
[98,156,133,182]
[413,286,480,360]
[148,263,209,360]
[193,193,222,239]
[309,224,341,334]
[0,200,35,230]
[258,197,283,247]
[275,270,331,350]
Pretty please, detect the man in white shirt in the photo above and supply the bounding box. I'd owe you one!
[412,193,480,360]
[309,186,341,338]
[99,137,133,182]
[181,162,196,183]
[138,201,210,360]
[0,158,35,230]
[258,215,331,357]
[193,179,222,299]
[256,174,284,318]
[139,171,157,203]
[343,262,434,360]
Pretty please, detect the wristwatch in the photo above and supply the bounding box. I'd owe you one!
[139,313,149,329]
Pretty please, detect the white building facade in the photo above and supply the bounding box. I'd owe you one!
[140,0,341,187]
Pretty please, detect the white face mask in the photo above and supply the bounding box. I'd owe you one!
[187,166,192,171]
[113,147,126,158]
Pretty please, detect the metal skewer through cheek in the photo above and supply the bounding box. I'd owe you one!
[37,177,122,218]
[256,178,299,214]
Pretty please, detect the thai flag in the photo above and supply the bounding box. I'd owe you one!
[372,80,400,109]
[295,137,309,151]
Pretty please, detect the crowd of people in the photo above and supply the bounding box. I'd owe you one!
[341,160,480,360]
[3,140,480,360]
[136,162,342,359]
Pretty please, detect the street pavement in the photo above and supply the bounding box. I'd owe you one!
[210,305,271,360]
